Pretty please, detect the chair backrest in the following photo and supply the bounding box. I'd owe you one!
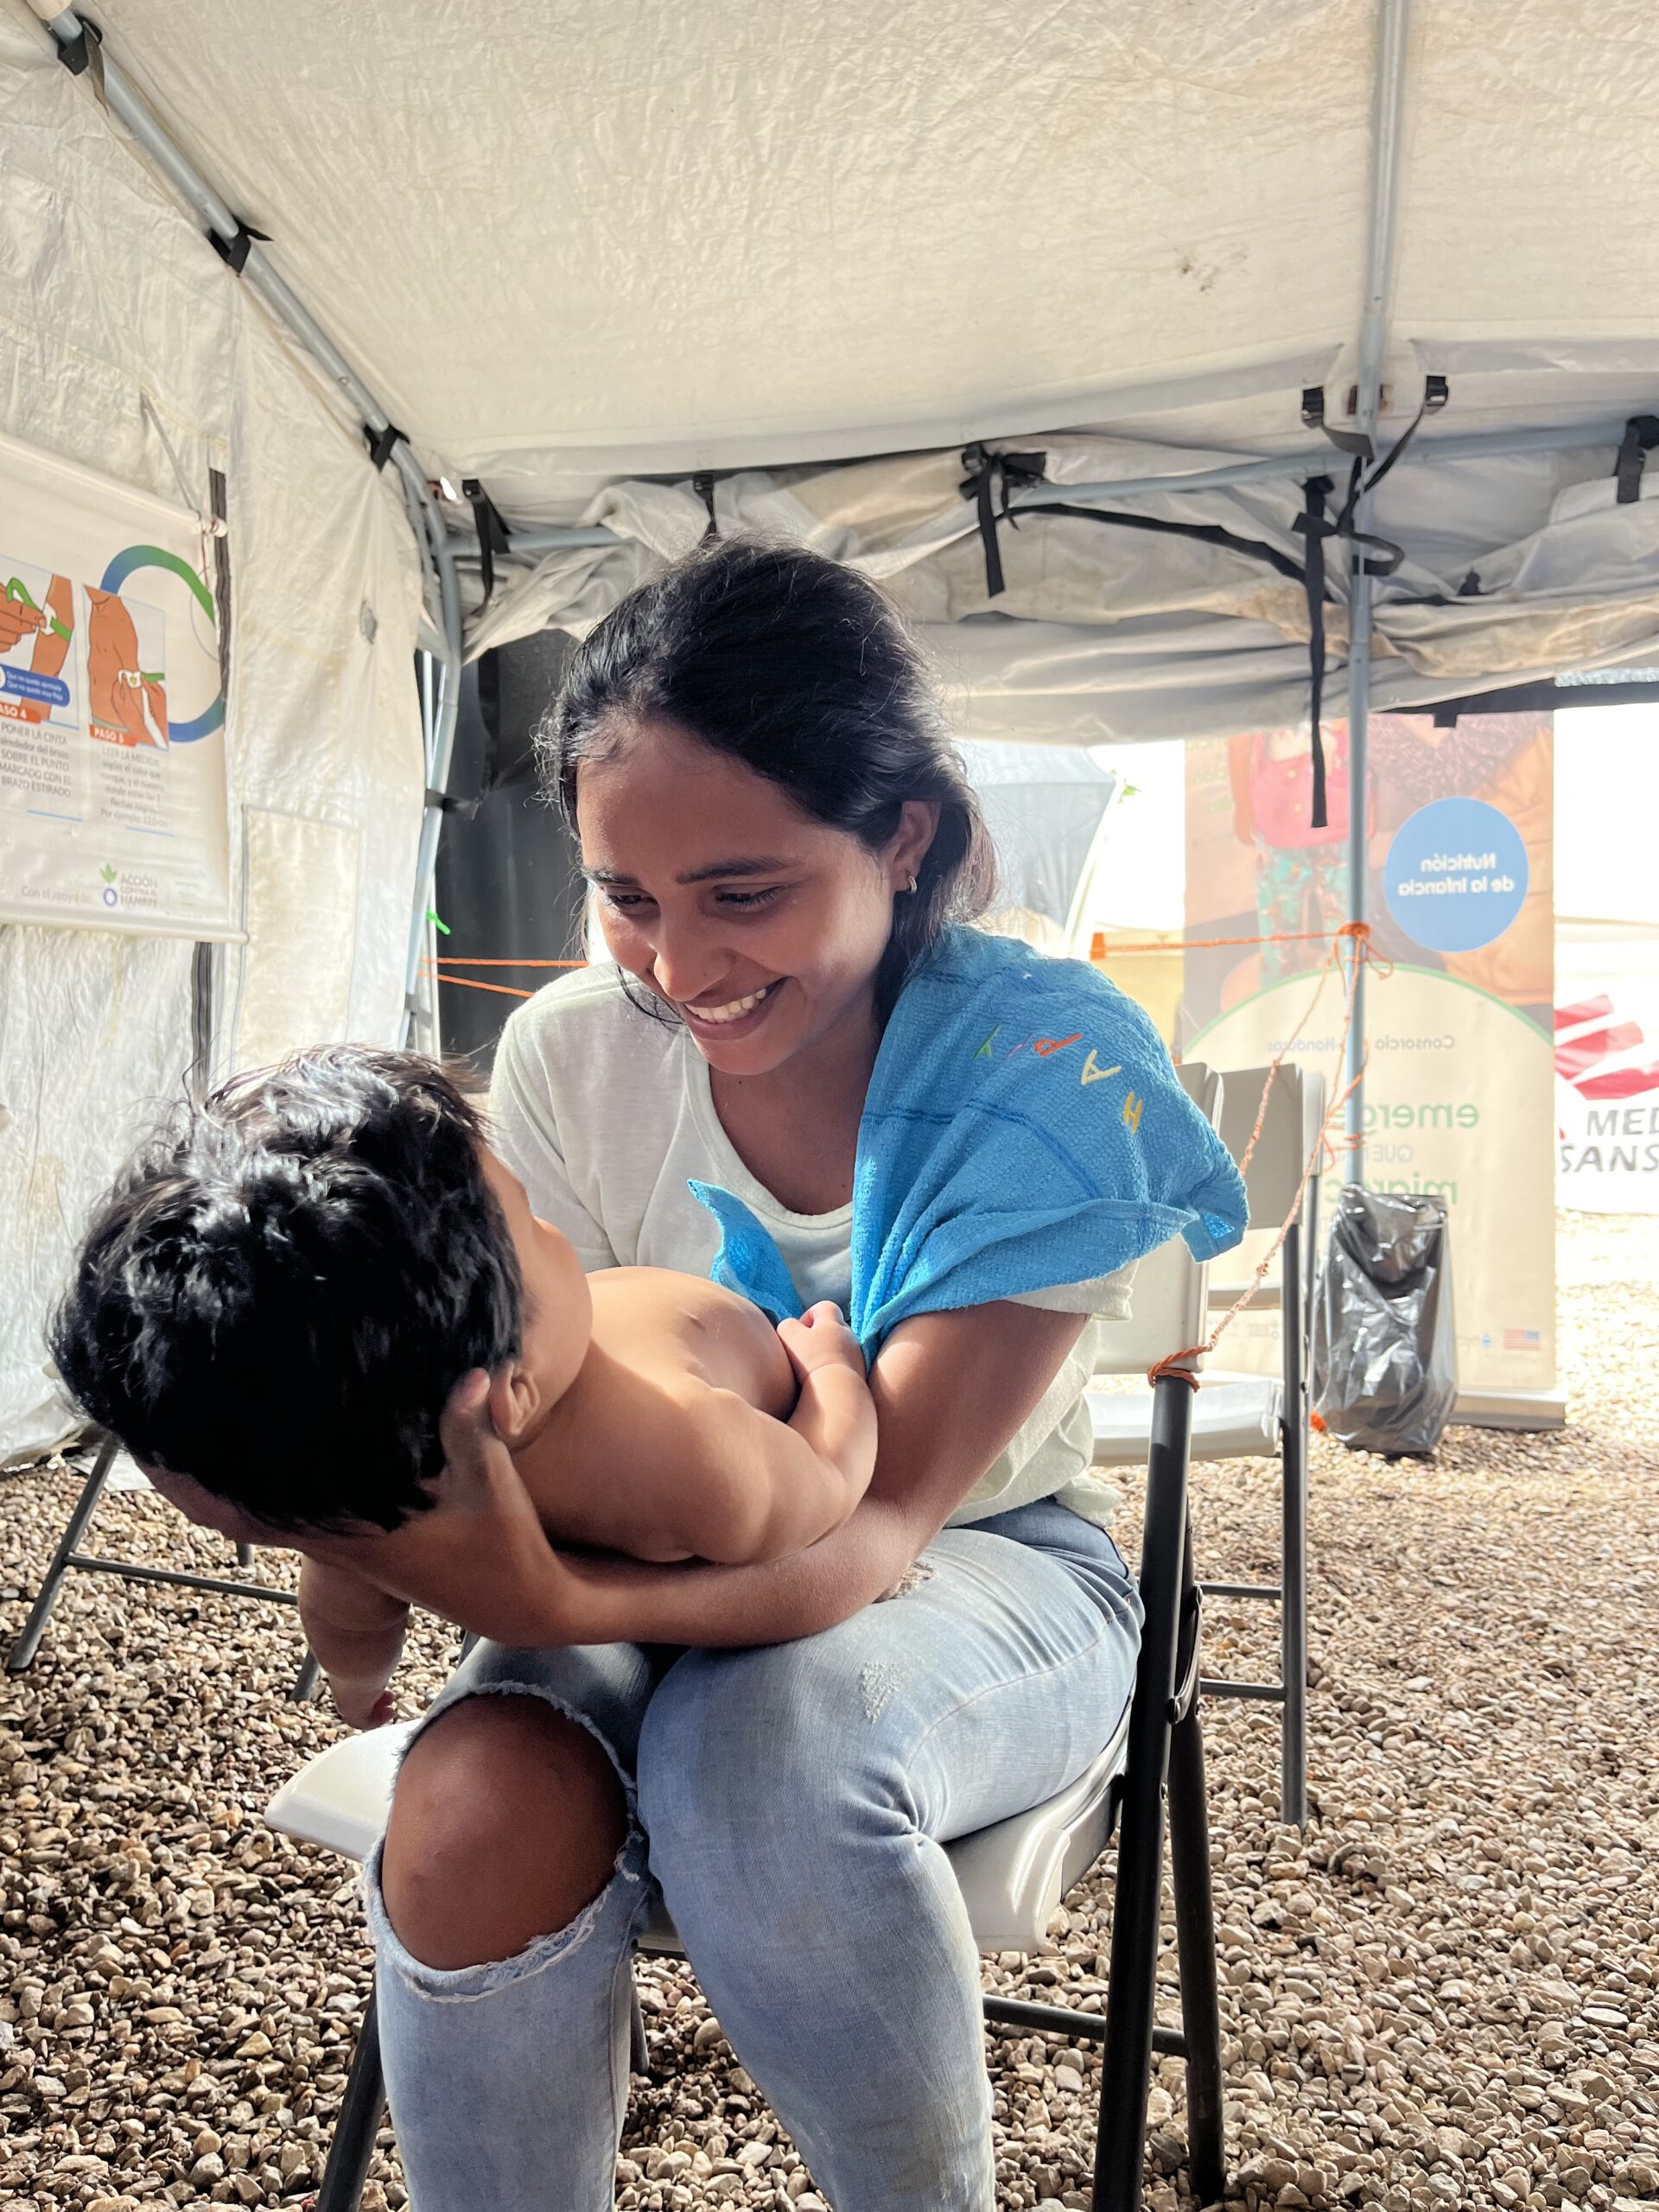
[1091,1060,1222,1378]
[1215,1063,1322,1225]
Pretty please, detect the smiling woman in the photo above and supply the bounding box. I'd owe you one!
[369,538,1147,2212]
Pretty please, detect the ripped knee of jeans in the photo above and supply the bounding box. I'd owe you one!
[364,1680,652,2001]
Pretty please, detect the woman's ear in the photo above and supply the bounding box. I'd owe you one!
[485,1359,541,1450]
[891,798,941,889]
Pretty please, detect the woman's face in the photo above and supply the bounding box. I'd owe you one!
[575,715,936,1076]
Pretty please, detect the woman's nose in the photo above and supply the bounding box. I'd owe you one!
[648,918,721,1004]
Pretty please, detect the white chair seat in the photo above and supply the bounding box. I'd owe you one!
[1089,1376,1282,1466]
[267,1699,1134,1958]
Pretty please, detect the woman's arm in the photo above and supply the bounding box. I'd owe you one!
[441,1302,1090,1649]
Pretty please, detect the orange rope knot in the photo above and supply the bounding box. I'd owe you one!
[1146,1353,1204,1391]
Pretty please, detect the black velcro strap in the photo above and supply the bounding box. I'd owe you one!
[425,786,482,821]
[1615,416,1659,505]
[207,220,270,276]
[1301,385,1373,466]
[1292,477,1335,831]
[365,422,405,472]
[959,443,1047,598]
[1357,373,1448,506]
[1043,504,1309,586]
[461,479,512,604]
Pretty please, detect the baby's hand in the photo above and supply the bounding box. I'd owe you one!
[777,1301,866,1383]
[326,1675,397,1731]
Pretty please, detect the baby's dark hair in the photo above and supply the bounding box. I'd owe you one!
[48,1048,522,1533]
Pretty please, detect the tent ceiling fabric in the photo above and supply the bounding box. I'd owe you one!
[79,0,1659,502]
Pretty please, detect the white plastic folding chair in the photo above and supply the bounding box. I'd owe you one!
[265,1068,1234,2211]
[1087,1062,1325,1824]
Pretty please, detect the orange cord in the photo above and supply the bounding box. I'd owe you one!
[1091,927,1341,957]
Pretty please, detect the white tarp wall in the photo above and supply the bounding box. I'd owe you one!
[0,10,426,1459]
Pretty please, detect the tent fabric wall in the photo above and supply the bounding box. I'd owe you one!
[0,11,426,1459]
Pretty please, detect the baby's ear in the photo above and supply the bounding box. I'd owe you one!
[484,1359,538,1447]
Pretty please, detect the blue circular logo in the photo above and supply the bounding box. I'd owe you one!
[1384,798,1529,954]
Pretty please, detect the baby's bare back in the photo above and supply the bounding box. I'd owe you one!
[512,1268,798,1560]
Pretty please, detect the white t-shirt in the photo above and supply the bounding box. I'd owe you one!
[488,965,1127,1531]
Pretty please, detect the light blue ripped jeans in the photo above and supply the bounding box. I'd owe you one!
[362,1497,1142,2212]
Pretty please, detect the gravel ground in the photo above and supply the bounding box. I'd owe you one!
[2,1210,1656,2212]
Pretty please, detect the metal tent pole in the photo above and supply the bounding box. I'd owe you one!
[44,5,463,1050]
[1343,0,1413,1178]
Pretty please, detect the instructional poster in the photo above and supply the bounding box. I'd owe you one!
[0,429,234,937]
[1180,714,1555,1397]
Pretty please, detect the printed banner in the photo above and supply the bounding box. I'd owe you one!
[1179,714,1555,1395]
[1556,924,1659,1212]
[0,429,234,937]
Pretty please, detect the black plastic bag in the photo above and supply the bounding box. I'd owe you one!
[1313,1184,1457,1455]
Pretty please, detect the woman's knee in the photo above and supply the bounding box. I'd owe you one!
[378,1694,629,1971]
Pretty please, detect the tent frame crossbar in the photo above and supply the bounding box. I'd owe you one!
[491,414,1645,565]
[44,5,461,1050]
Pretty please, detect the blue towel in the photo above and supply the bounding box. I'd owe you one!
[690,925,1249,1357]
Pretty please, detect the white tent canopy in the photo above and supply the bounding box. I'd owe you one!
[66,0,1659,492]
[5,0,1659,1452]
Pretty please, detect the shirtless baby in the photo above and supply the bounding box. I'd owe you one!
[49,1048,875,1723]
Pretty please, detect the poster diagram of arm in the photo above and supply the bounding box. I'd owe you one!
[86,585,168,748]
[1,569,76,727]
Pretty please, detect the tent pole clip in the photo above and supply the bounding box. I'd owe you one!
[365,422,408,473]
[424,787,482,821]
[54,13,102,74]
[207,220,271,277]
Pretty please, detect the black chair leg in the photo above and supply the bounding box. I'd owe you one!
[290,1649,324,1703]
[629,1980,650,2076]
[1093,1371,1194,2212]
[315,1990,386,2212]
[1280,1222,1309,1827]
[1168,1697,1225,2204]
[7,1433,118,1674]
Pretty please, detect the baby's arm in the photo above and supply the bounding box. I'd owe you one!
[672,1303,876,1565]
[296,1554,411,1728]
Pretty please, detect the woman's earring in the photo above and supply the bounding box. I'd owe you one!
[906,874,918,894]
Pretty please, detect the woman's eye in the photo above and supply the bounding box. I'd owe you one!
[600,888,652,912]
[717,886,785,911]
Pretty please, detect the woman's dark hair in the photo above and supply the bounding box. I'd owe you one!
[537,537,996,1020]
[48,1049,522,1534]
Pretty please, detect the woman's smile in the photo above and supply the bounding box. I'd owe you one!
[675,976,786,1039]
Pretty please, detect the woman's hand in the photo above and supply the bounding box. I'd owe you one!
[777,1300,866,1382]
